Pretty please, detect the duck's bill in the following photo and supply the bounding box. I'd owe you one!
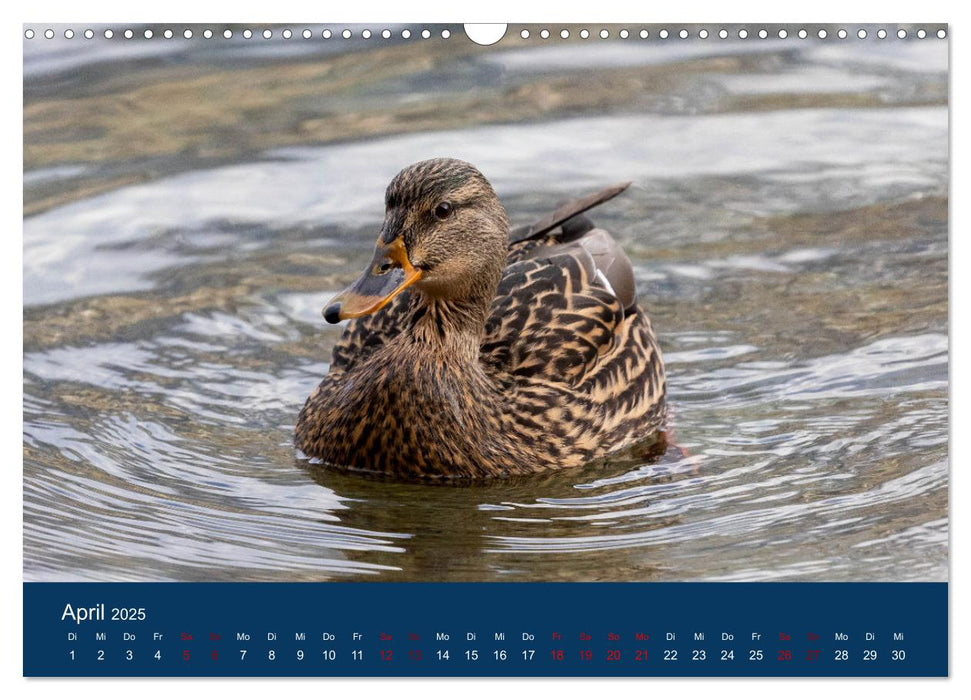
[322,239,422,323]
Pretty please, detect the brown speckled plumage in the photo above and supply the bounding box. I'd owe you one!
[295,158,666,479]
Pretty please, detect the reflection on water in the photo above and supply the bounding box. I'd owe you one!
[23,26,948,582]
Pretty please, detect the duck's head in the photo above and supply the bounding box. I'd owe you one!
[323,158,508,323]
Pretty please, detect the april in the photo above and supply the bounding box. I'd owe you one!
[61,603,104,624]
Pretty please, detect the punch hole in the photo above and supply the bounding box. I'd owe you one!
[263,29,272,39]
[362,29,372,39]
[659,29,669,39]
[124,29,133,39]
[520,29,529,39]
[422,29,431,39]
[164,29,173,39]
[540,29,550,39]
[323,29,332,39]
[343,29,352,39]
[858,29,867,39]
[104,29,113,38]
[464,24,507,46]
[382,29,391,39]
[64,29,74,39]
[243,29,252,39]
[183,29,193,39]
[718,29,728,39]
[144,29,153,39]
[699,29,709,39]
[84,29,94,39]
[679,29,688,39]
[24,29,34,39]
[758,29,768,39]
[304,29,313,39]
[937,29,946,39]
[817,29,828,39]
[401,29,411,39]
[897,29,907,38]
[203,29,213,39]
[877,29,887,39]
[778,29,788,38]
[580,29,589,39]
[639,29,648,39]
[560,29,569,39]
[738,29,748,39]
[619,29,629,39]
[441,29,451,39]
[837,29,847,39]
[600,29,609,39]
[283,29,292,39]
[44,28,54,39]
[798,29,808,39]
[917,29,926,39]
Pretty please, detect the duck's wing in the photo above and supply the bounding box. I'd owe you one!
[482,251,625,387]
[481,242,665,434]
[485,182,664,418]
[507,183,636,311]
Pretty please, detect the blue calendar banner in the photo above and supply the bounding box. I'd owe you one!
[23,582,947,677]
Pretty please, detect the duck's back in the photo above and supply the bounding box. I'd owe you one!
[482,208,666,455]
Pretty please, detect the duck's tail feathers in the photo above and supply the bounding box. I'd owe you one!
[509,182,631,244]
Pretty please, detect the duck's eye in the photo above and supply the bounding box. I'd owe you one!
[433,201,453,220]
[373,261,394,275]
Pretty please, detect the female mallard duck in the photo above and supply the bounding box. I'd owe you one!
[296,158,666,479]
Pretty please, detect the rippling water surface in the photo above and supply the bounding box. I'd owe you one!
[23,26,948,582]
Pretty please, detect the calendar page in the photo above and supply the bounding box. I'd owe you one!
[22,22,948,678]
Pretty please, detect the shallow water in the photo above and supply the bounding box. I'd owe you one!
[23,26,948,582]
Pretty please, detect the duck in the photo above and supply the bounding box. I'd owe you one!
[295,158,666,479]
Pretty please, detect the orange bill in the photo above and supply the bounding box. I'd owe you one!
[322,237,422,323]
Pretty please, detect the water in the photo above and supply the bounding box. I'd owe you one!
[23,27,948,582]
